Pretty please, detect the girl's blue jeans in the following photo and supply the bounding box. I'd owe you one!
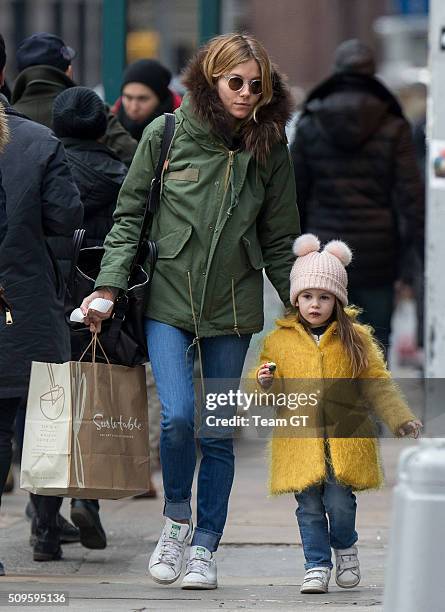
[145,318,251,552]
[295,470,358,569]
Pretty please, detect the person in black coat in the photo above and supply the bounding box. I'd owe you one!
[51,86,128,550]
[0,39,83,569]
[51,87,128,279]
[291,39,424,353]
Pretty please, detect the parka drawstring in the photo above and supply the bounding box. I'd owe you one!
[186,271,206,403]
[231,277,241,338]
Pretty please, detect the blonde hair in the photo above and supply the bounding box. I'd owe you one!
[288,298,369,377]
[201,33,274,121]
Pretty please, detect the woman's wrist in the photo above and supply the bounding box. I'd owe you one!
[97,286,119,299]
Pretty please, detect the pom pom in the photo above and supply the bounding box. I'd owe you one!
[324,240,352,266]
[293,234,320,257]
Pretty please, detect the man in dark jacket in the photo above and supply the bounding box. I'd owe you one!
[0,35,83,569]
[12,32,137,166]
[291,39,424,352]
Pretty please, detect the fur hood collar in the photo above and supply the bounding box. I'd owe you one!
[0,103,9,152]
[182,50,293,164]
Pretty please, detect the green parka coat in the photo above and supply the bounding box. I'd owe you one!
[95,54,300,337]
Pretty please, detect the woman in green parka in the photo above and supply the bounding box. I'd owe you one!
[81,33,300,589]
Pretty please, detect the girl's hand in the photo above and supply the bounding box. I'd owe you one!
[398,419,423,439]
[257,362,276,388]
[81,288,117,333]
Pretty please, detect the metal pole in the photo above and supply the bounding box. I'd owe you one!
[199,0,221,45]
[383,3,445,610]
[425,1,445,380]
[102,0,127,104]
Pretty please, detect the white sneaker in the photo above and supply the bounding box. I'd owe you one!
[334,545,360,588]
[148,518,192,584]
[300,567,331,594]
[181,545,218,590]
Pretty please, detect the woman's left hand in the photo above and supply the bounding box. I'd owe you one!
[398,419,423,438]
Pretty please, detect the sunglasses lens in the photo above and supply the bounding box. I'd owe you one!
[251,80,262,95]
[228,76,244,91]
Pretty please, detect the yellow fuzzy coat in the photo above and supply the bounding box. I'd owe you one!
[255,314,416,495]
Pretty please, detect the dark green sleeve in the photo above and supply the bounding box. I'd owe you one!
[95,117,164,291]
[102,108,138,166]
[257,145,300,307]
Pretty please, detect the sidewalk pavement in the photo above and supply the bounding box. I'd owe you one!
[0,437,415,611]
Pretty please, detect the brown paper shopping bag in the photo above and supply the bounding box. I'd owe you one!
[20,337,150,499]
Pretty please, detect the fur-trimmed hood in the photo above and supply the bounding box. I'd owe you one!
[182,50,293,165]
[0,103,9,152]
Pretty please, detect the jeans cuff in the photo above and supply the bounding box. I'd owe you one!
[305,562,333,570]
[191,527,221,553]
[163,498,192,521]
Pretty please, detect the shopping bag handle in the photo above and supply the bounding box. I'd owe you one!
[79,333,110,365]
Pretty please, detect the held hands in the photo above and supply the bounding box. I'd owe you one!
[257,362,276,389]
[81,288,117,333]
[398,419,423,439]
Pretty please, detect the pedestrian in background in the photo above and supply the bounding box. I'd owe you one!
[291,39,424,355]
[12,32,137,166]
[81,33,299,589]
[0,33,83,569]
[51,85,129,551]
[256,233,422,594]
[112,59,182,142]
[53,87,128,261]
[8,33,135,533]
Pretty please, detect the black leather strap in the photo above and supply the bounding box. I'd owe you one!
[132,112,175,270]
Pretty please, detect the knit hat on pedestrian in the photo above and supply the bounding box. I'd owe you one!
[121,59,172,102]
[52,87,107,140]
[290,234,352,307]
[334,39,376,76]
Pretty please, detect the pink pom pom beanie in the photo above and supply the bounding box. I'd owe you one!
[289,234,353,307]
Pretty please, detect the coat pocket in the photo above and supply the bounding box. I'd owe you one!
[156,225,193,259]
[241,233,265,270]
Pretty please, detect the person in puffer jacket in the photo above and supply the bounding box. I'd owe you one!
[291,39,424,355]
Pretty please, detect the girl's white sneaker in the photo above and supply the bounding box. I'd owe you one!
[334,545,361,588]
[300,567,331,593]
[181,545,217,589]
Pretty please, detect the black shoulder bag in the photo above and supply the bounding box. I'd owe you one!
[68,112,176,366]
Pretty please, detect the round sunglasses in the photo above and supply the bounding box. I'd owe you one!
[223,75,263,95]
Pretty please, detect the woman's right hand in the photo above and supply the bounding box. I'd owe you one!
[81,288,117,333]
[257,362,276,388]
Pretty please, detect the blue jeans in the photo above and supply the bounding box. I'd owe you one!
[145,319,251,552]
[295,472,358,569]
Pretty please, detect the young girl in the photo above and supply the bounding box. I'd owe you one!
[256,234,422,594]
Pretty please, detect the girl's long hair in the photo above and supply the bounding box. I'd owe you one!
[288,298,369,377]
[334,300,368,377]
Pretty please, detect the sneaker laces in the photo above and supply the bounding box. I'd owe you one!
[186,556,211,576]
[158,534,184,567]
[303,568,329,584]
[337,551,358,572]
